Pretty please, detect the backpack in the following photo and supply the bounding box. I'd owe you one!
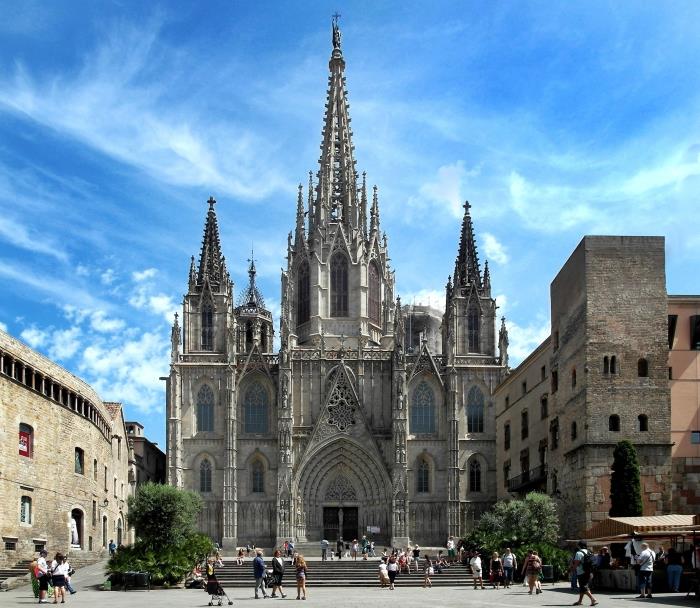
[581,549,595,573]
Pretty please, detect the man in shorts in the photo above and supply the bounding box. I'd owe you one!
[571,540,598,606]
[446,536,456,563]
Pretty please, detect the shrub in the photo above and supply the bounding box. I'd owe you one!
[609,440,643,516]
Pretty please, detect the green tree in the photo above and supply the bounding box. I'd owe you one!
[609,440,643,516]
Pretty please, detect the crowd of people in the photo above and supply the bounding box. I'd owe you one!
[29,549,77,604]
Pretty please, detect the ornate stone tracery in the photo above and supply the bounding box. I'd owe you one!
[324,474,357,501]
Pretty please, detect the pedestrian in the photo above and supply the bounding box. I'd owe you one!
[569,549,579,591]
[361,535,369,560]
[502,547,516,588]
[378,557,390,588]
[490,551,503,589]
[387,554,399,590]
[446,536,456,564]
[50,552,69,604]
[283,540,288,556]
[412,545,421,573]
[62,556,77,595]
[470,551,485,589]
[571,540,598,606]
[36,549,50,604]
[295,554,308,600]
[253,549,268,599]
[288,539,295,558]
[270,549,287,598]
[369,540,376,557]
[336,537,343,560]
[521,549,543,595]
[635,542,655,599]
[664,547,683,592]
[351,539,359,560]
[423,556,434,588]
[320,538,329,561]
[246,543,251,557]
[108,539,116,556]
[236,548,244,565]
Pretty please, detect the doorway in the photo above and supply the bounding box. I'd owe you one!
[323,506,358,542]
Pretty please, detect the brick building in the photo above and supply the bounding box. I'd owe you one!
[495,236,673,538]
[0,329,132,566]
[126,421,166,486]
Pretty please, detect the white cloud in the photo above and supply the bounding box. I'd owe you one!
[400,289,445,312]
[0,320,7,332]
[20,326,48,348]
[75,264,90,277]
[507,319,550,366]
[482,232,509,265]
[0,215,69,263]
[132,268,157,282]
[128,283,177,323]
[90,310,126,333]
[48,326,81,360]
[100,268,116,285]
[495,294,508,316]
[408,161,479,219]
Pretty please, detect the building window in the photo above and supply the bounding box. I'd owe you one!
[104,466,108,491]
[691,431,700,444]
[243,382,269,434]
[603,356,609,374]
[668,314,678,348]
[117,437,121,460]
[540,395,548,419]
[609,414,620,432]
[550,418,559,450]
[469,459,482,493]
[296,261,310,325]
[637,358,648,378]
[199,459,212,493]
[410,381,436,434]
[466,386,484,433]
[610,356,617,374]
[638,414,649,432]
[113,477,117,497]
[504,423,511,451]
[19,423,33,458]
[251,461,264,493]
[93,459,98,481]
[669,367,673,380]
[503,460,510,489]
[74,447,84,475]
[522,381,527,395]
[691,315,700,350]
[467,304,480,353]
[4,541,16,551]
[540,365,546,381]
[20,496,32,524]
[521,410,529,440]
[551,370,558,393]
[196,384,215,433]
[368,261,381,326]
[571,368,577,388]
[554,331,559,350]
[571,421,577,441]
[505,395,510,408]
[330,253,349,317]
[201,304,214,351]
[520,449,530,478]
[417,458,430,493]
[92,500,97,526]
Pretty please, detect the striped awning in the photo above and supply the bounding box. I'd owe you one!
[584,515,697,540]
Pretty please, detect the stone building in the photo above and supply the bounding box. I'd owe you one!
[495,236,673,538]
[126,421,166,486]
[403,304,443,355]
[0,329,131,566]
[165,21,508,548]
[668,295,700,512]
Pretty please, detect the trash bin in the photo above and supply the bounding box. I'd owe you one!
[541,564,554,582]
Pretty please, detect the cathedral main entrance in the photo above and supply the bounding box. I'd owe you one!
[322,506,358,542]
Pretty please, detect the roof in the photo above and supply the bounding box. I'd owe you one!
[103,401,123,420]
[584,515,699,540]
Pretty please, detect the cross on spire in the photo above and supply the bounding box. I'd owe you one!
[463,200,471,213]
[207,196,217,210]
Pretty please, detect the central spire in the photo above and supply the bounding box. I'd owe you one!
[197,196,226,290]
[454,201,482,289]
[314,16,359,230]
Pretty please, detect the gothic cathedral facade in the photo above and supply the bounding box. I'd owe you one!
[165,22,509,549]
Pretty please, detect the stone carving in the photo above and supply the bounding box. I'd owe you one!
[70,517,79,545]
[325,474,357,501]
[326,370,356,431]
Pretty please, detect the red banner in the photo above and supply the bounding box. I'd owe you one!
[19,431,30,457]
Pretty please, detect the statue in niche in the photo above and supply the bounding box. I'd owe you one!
[70,517,79,545]
[281,376,289,409]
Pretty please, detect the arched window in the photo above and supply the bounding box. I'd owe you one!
[245,321,254,350]
[201,304,214,350]
[74,447,84,475]
[610,356,617,374]
[330,254,348,317]
[20,496,32,524]
[469,460,481,492]
[251,461,265,493]
[296,261,310,325]
[609,414,620,432]
[638,414,649,432]
[196,385,215,433]
[603,356,610,374]
[410,381,436,434]
[93,459,98,481]
[19,423,33,458]
[199,459,212,493]
[571,421,577,441]
[571,368,577,388]
[417,458,430,493]
[467,304,480,352]
[466,386,484,433]
[368,261,381,326]
[244,382,269,434]
[637,358,648,378]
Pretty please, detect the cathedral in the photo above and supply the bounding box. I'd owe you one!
[165,20,509,549]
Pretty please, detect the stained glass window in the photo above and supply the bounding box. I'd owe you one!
[297,261,310,325]
[417,459,429,493]
[467,305,480,352]
[200,459,212,493]
[201,304,214,350]
[411,381,436,434]
[197,385,214,433]
[251,461,264,493]
[330,254,348,317]
[469,460,481,492]
[467,386,484,433]
[244,382,268,434]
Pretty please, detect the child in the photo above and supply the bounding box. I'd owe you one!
[423,556,434,588]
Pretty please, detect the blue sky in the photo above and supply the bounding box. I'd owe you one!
[1,1,699,447]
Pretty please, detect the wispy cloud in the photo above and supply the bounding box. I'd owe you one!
[0,215,68,262]
[482,232,509,265]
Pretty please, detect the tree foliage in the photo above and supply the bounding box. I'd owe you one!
[609,440,643,517]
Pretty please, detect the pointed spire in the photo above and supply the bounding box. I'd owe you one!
[453,200,482,289]
[197,196,225,290]
[483,259,491,294]
[499,316,509,368]
[295,183,306,247]
[188,255,196,291]
[360,171,368,239]
[237,247,266,309]
[307,170,315,234]
[369,185,380,234]
[315,15,359,229]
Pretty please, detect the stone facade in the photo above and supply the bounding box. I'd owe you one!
[126,421,166,485]
[495,236,673,539]
[165,22,508,549]
[0,330,132,567]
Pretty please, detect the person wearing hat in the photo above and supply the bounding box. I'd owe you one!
[36,549,50,603]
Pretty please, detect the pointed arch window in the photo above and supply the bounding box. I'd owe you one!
[251,461,265,493]
[467,304,480,353]
[244,382,269,434]
[410,381,436,434]
[297,261,310,325]
[245,321,254,351]
[201,304,214,350]
[469,459,482,493]
[199,459,212,493]
[196,385,215,433]
[467,386,484,433]
[368,261,381,326]
[330,254,348,317]
[417,458,430,493]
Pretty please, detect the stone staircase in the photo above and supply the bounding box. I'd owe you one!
[216,557,473,588]
[0,560,31,584]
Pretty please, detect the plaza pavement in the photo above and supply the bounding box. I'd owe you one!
[3,559,696,607]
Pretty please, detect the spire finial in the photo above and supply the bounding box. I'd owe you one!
[332,12,342,50]
[208,196,217,210]
[463,200,471,214]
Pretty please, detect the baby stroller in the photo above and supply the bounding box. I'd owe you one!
[264,568,275,590]
[205,562,233,606]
